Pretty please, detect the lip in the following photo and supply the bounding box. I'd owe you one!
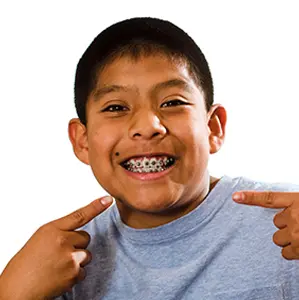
[119,152,177,165]
[121,161,176,181]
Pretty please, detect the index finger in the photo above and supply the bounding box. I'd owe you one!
[52,196,113,231]
[232,191,295,208]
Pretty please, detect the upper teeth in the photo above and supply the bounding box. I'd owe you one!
[123,156,174,170]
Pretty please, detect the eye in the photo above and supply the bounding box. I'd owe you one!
[161,99,188,108]
[102,104,128,112]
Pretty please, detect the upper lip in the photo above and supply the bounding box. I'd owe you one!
[119,152,177,165]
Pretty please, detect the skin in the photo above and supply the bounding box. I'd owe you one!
[233,191,299,260]
[0,196,113,300]
[68,53,227,229]
[1,52,299,300]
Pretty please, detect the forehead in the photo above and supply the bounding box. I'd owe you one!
[95,54,198,91]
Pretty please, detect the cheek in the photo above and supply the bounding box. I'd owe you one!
[87,127,116,164]
[174,116,209,147]
[87,129,116,187]
[179,119,210,167]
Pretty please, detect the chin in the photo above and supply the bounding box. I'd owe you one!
[116,197,171,214]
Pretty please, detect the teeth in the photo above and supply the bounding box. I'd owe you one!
[149,158,157,166]
[142,158,150,168]
[128,165,166,173]
[123,155,175,173]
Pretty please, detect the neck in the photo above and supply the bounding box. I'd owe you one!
[115,175,220,229]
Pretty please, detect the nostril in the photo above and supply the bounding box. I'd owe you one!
[133,133,141,138]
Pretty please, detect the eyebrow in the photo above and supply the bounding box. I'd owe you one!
[92,78,193,102]
[93,85,131,101]
[151,78,193,95]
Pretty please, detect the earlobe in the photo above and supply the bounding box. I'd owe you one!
[207,105,227,154]
[68,118,90,165]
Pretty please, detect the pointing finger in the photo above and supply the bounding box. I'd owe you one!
[52,196,113,231]
[232,191,295,209]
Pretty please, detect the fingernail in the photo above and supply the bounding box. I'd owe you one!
[100,196,113,206]
[233,192,245,202]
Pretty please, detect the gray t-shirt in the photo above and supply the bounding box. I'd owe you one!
[56,175,299,299]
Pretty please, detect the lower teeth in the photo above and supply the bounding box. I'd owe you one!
[128,167,166,173]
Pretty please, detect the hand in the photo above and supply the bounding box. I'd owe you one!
[0,196,113,300]
[233,191,299,260]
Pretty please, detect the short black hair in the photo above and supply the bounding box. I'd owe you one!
[74,17,214,125]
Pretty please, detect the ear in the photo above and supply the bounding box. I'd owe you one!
[68,118,90,165]
[207,104,227,154]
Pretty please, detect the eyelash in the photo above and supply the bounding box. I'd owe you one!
[102,100,187,112]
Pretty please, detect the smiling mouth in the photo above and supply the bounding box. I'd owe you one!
[121,156,176,173]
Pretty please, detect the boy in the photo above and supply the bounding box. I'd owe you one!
[1,17,299,299]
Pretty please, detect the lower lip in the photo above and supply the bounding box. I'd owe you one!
[122,163,176,181]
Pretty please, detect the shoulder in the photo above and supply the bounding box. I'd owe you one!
[219,175,299,226]
[228,175,299,192]
[78,202,117,243]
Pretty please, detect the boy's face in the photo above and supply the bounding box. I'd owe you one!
[69,53,226,215]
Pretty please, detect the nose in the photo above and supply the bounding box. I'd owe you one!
[128,110,167,140]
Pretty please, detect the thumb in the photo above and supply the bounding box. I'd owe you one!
[52,196,113,231]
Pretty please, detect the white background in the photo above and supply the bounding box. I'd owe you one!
[0,1,298,273]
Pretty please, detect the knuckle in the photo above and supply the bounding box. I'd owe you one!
[244,193,252,204]
[56,234,69,247]
[265,191,275,207]
[245,192,254,205]
[84,231,91,240]
[71,209,86,227]
[85,234,91,247]
[38,223,52,234]
[36,223,58,240]
[79,230,91,243]
[71,249,90,266]
[281,248,292,260]
[272,232,280,246]
[273,211,283,224]
[273,214,280,227]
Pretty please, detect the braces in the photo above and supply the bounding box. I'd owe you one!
[124,157,175,172]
